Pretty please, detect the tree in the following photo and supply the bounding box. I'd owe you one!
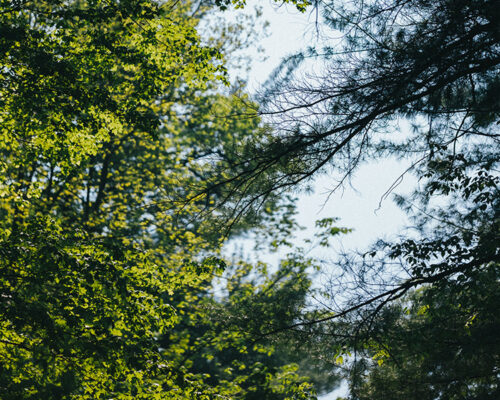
[158,255,337,399]
[0,1,324,398]
[347,271,500,400]
[314,156,500,399]
[198,0,499,398]
[203,0,499,216]
[0,1,225,397]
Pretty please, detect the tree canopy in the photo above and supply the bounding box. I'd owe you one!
[197,0,499,398]
[1,0,498,399]
[0,1,328,398]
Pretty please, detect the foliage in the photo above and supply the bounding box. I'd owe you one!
[1,0,220,397]
[349,268,500,400]
[334,146,500,399]
[0,218,182,399]
[0,0,324,398]
[198,0,500,398]
[159,256,330,399]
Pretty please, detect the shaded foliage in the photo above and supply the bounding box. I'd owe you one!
[196,0,500,398]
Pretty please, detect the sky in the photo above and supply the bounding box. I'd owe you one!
[223,2,416,278]
[223,3,416,398]
[227,2,415,249]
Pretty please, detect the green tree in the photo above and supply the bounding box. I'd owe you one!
[337,151,500,399]
[0,1,225,398]
[200,0,499,398]
[159,255,330,399]
[0,1,322,398]
[349,272,500,400]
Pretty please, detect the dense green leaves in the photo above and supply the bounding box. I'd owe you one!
[3,0,497,398]
[0,219,179,399]
[0,1,324,399]
[159,256,327,399]
[349,266,500,400]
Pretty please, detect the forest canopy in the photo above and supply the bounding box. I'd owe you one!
[0,0,498,399]
[0,1,325,398]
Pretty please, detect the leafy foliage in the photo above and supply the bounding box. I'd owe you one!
[0,1,325,398]
[158,256,330,399]
[350,269,500,400]
[197,0,500,398]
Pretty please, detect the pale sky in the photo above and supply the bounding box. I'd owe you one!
[234,2,414,248]
[223,3,415,398]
